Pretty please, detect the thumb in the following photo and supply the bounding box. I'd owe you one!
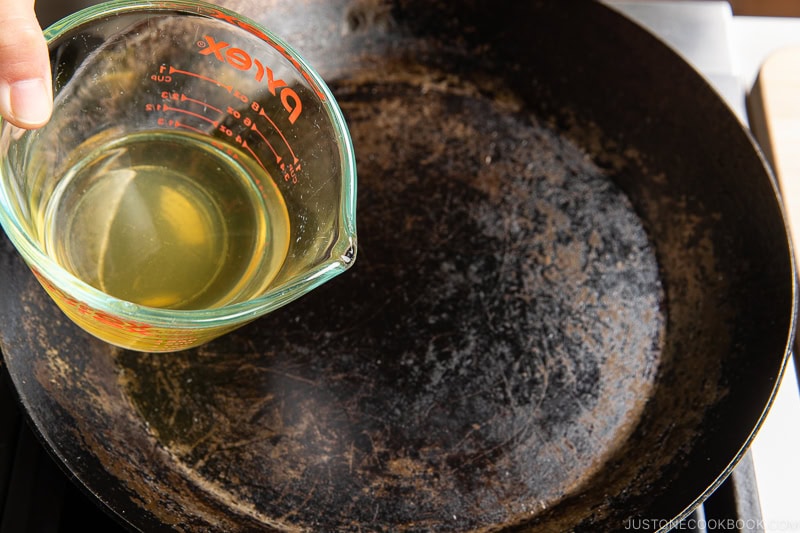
[0,0,52,129]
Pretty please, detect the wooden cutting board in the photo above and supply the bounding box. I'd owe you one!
[748,46,800,243]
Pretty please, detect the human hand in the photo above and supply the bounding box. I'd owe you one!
[0,0,52,128]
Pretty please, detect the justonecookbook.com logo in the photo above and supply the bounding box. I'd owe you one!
[625,518,800,531]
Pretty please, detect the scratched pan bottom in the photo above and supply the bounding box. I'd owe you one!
[1,64,665,532]
[118,72,665,530]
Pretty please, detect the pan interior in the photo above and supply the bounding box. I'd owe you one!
[114,64,665,530]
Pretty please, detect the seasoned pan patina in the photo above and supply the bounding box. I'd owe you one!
[0,1,795,532]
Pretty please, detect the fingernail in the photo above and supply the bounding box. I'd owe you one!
[9,78,52,128]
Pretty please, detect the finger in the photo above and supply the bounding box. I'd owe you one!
[0,0,52,128]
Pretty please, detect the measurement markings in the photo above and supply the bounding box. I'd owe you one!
[258,108,298,164]
[163,64,301,178]
[162,104,220,127]
[180,94,223,115]
[249,123,283,164]
[173,121,208,136]
[169,66,233,93]
[241,140,268,172]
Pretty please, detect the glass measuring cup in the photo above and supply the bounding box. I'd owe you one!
[0,0,357,352]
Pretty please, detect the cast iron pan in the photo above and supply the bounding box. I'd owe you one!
[0,1,796,531]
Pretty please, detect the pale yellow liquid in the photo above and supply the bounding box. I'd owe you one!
[38,131,290,310]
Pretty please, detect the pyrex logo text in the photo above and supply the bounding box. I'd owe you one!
[199,35,302,124]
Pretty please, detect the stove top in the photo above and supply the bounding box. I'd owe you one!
[2,2,799,532]
[0,370,121,532]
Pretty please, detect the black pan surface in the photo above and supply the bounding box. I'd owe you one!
[0,1,795,532]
